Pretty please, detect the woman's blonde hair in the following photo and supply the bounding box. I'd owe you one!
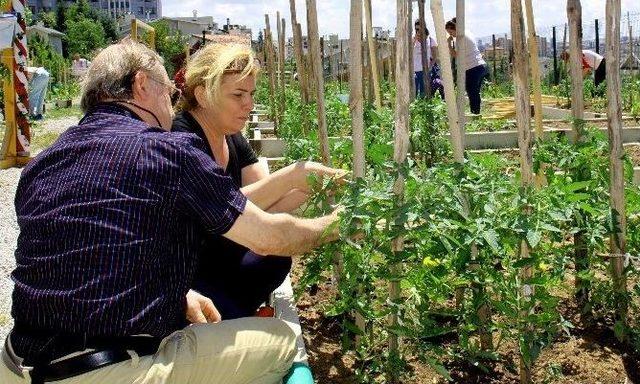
[180,43,260,111]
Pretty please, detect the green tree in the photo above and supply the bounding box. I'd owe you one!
[35,11,57,28]
[149,20,189,77]
[28,35,67,85]
[65,19,106,57]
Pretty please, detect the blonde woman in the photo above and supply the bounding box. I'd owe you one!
[172,43,344,321]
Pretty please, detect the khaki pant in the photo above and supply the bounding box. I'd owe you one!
[1,317,296,384]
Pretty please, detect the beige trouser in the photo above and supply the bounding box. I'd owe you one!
[1,317,297,384]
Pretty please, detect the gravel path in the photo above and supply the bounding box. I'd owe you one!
[0,115,79,342]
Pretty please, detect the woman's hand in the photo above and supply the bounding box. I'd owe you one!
[293,161,349,193]
[185,289,221,323]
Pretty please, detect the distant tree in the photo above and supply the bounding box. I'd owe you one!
[66,19,106,57]
[35,11,57,28]
[149,20,189,77]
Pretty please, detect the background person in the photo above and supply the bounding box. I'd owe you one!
[70,53,90,78]
[445,17,488,115]
[413,20,438,98]
[560,49,606,89]
[25,66,49,120]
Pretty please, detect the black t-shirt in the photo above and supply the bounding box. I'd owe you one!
[171,111,259,276]
[171,111,259,187]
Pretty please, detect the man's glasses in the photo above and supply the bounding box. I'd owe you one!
[148,75,182,105]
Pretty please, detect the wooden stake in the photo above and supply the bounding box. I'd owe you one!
[389,1,411,372]
[567,0,584,123]
[418,0,431,98]
[524,0,543,139]
[306,0,331,166]
[349,0,366,348]
[264,16,279,132]
[277,14,287,116]
[456,0,467,126]
[567,0,590,321]
[606,0,628,342]
[364,0,382,109]
[511,1,535,382]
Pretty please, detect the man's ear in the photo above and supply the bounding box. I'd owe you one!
[131,71,149,100]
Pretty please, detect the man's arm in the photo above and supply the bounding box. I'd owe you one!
[223,199,340,257]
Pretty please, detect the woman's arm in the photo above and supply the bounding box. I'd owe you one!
[240,161,347,212]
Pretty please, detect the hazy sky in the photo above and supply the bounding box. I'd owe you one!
[163,1,640,41]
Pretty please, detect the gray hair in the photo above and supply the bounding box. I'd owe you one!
[80,40,165,112]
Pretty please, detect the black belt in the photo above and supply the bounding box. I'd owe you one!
[7,331,161,384]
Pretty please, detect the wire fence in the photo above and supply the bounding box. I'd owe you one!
[475,11,640,83]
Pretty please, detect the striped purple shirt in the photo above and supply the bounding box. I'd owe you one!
[11,104,246,359]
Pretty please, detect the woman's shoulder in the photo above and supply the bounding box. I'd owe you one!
[171,111,201,134]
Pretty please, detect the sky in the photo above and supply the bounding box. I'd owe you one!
[162,1,640,41]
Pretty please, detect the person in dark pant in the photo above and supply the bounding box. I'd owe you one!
[445,17,488,115]
[173,43,328,320]
[561,49,606,93]
[413,20,438,98]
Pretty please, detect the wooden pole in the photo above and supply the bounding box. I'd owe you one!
[553,26,559,85]
[389,0,411,372]
[364,0,382,109]
[456,0,467,128]
[277,14,286,116]
[350,0,366,347]
[492,34,497,81]
[511,1,534,382]
[289,0,309,104]
[567,0,585,123]
[418,0,432,97]
[524,0,543,139]
[431,0,463,161]
[408,3,415,101]
[306,0,331,166]
[264,16,279,132]
[567,0,590,321]
[606,0,628,342]
[297,23,312,104]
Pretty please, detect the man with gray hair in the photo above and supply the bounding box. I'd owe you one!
[1,40,343,384]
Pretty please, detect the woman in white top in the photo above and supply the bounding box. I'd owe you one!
[413,20,438,98]
[445,17,488,115]
[561,49,606,89]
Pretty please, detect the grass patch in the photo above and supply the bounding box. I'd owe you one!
[45,105,83,120]
[29,122,60,153]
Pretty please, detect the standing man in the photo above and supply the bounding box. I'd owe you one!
[1,40,344,384]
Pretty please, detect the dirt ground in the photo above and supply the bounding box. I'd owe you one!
[292,258,640,383]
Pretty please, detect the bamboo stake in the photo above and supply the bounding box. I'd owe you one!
[456,0,467,127]
[567,0,590,321]
[418,0,432,98]
[524,0,543,139]
[364,0,382,109]
[430,0,463,162]
[277,13,286,116]
[606,0,628,342]
[389,1,411,374]
[349,0,366,348]
[264,17,279,132]
[567,0,585,123]
[432,0,493,351]
[306,0,331,166]
[296,23,311,105]
[511,2,534,382]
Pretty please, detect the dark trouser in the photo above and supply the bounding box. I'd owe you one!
[465,64,488,114]
[594,59,606,88]
[414,71,425,98]
[193,242,291,320]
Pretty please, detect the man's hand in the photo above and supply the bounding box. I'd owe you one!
[185,290,221,324]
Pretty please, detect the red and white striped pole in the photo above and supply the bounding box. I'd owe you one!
[10,0,30,156]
